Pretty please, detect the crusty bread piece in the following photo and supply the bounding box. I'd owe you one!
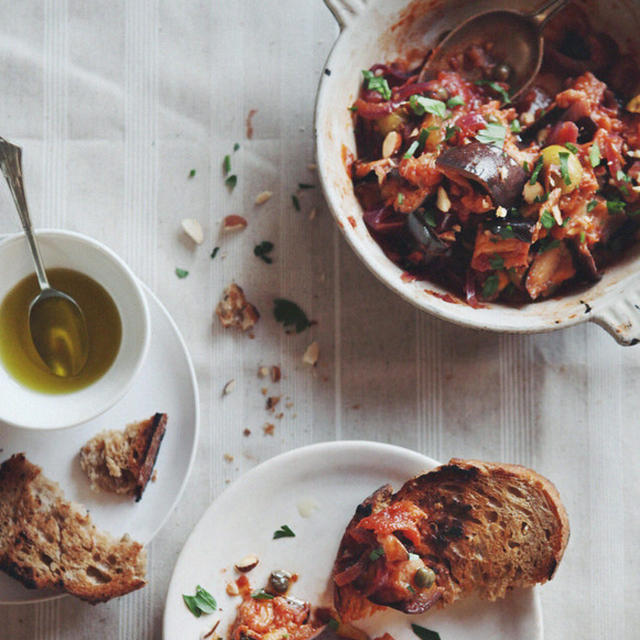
[0,453,146,603]
[80,412,167,501]
[216,283,260,331]
[333,458,569,622]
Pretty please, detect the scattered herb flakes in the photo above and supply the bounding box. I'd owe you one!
[617,169,632,183]
[404,140,420,159]
[188,169,196,178]
[328,619,340,631]
[362,69,391,100]
[233,142,240,152]
[445,125,460,141]
[580,231,586,244]
[565,142,579,154]
[210,246,220,259]
[534,192,549,203]
[540,209,556,229]
[529,157,544,185]
[417,126,433,150]
[407,585,416,593]
[397,193,405,205]
[476,122,506,149]
[251,589,275,601]
[424,210,437,227]
[523,161,529,172]
[481,274,500,298]
[225,174,238,190]
[223,155,231,174]
[589,142,601,167]
[273,299,312,333]
[446,95,465,108]
[409,95,448,119]
[489,255,504,270]
[411,623,442,640]
[541,238,561,252]
[369,547,385,562]
[475,79,511,103]
[273,524,296,539]
[558,151,572,186]
[175,267,189,279]
[348,105,358,112]
[607,199,626,213]
[298,182,315,190]
[183,585,217,617]
[254,241,275,264]
[291,194,301,211]
[499,224,515,239]
[510,118,522,133]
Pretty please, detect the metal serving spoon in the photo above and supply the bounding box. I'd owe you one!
[418,0,569,101]
[0,137,89,377]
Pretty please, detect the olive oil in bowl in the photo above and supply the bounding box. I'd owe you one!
[0,268,122,393]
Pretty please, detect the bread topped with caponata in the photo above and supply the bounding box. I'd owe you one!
[332,458,569,622]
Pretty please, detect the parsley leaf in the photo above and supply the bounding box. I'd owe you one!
[482,274,500,298]
[445,125,460,141]
[411,623,442,640]
[409,95,448,118]
[225,174,237,190]
[362,70,391,100]
[233,142,240,152]
[404,140,420,159]
[254,241,275,264]
[510,118,522,133]
[474,79,511,104]
[529,157,544,185]
[476,122,506,149]
[273,524,296,539]
[489,255,504,270]
[616,169,631,183]
[183,586,217,617]
[580,231,586,244]
[292,194,301,211]
[424,210,437,227]
[298,182,315,189]
[589,143,601,168]
[223,155,231,174]
[587,199,599,212]
[210,246,220,259]
[540,210,555,229]
[607,199,626,213]
[188,169,196,178]
[252,589,275,600]
[565,143,579,154]
[369,547,385,561]
[175,268,189,279]
[558,151,572,186]
[446,95,465,108]
[397,193,405,205]
[523,161,529,172]
[534,192,549,203]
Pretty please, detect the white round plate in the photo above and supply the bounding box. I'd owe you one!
[0,280,199,604]
[163,442,542,640]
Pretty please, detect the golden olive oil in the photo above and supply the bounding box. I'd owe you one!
[0,268,122,393]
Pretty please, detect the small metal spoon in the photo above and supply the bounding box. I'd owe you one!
[0,137,89,377]
[418,0,569,101]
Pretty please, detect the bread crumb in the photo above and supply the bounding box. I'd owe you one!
[308,208,317,220]
[285,401,294,409]
[275,412,284,420]
[263,423,275,435]
[216,284,260,331]
[243,428,251,437]
[151,470,157,483]
[257,366,269,378]
[270,365,281,382]
[254,191,273,205]
[307,163,317,171]
[266,396,281,411]
[261,387,268,396]
[224,454,234,463]
[303,341,319,366]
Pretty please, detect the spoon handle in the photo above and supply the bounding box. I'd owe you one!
[529,0,569,28]
[0,137,50,290]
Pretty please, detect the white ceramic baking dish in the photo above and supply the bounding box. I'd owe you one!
[316,0,640,344]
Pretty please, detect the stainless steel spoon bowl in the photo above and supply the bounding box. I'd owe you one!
[418,0,569,101]
[0,137,89,377]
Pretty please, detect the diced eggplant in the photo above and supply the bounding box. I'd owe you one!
[571,240,601,281]
[407,209,451,263]
[436,142,528,208]
[525,242,576,300]
[484,217,535,243]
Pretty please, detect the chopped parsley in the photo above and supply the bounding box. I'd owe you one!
[362,69,391,100]
[534,192,549,203]
[254,241,275,264]
[348,105,358,112]
[558,151,572,186]
[474,79,511,104]
[498,224,516,239]
[445,125,460,141]
[409,95,448,119]
[175,268,189,279]
[233,142,240,152]
[424,210,437,227]
[273,524,296,539]
[397,193,405,205]
[482,274,500,298]
[210,246,220,259]
[298,182,315,189]
[404,140,420,159]
[587,199,598,212]
[188,169,196,178]
[540,238,561,252]
[489,255,504,270]
[580,231,586,244]
[411,623,442,640]
[446,95,465,108]
[565,143,579,154]
[369,547,385,562]
[251,589,275,601]
[529,157,544,185]
[183,585,217,617]
[476,122,506,149]
[292,194,301,211]
[274,299,312,333]
[225,174,237,190]
[510,118,522,133]
[607,199,626,213]
[616,169,632,183]
[540,210,556,229]
[523,161,529,172]
[223,155,231,174]
[589,142,601,167]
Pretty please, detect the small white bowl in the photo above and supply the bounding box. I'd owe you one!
[0,229,150,430]
[316,0,640,345]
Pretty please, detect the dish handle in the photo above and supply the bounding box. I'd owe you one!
[323,0,365,29]
[591,290,640,346]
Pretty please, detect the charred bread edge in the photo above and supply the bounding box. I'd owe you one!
[134,412,168,501]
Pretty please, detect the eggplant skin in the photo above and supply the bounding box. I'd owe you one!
[436,142,528,208]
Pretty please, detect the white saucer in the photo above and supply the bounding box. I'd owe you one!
[163,442,542,640]
[0,280,199,604]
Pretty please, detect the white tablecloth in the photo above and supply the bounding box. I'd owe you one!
[0,1,638,638]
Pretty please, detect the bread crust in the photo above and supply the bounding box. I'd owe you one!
[332,458,570,622]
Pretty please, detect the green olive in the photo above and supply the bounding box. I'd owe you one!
[375,110,408,136]
[540,144,583,194]
[493,63,512,83]
[414,566,436,589]
[269,569,291,594]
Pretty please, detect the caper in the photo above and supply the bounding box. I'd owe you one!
[414,566,436,589]
[493,63,512,83]
[435,87,449,101]
[269,569,292,594]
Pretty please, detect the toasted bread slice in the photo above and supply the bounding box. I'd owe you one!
[0,454,146,603]
[333,459,569,622]
[80,412,167,501]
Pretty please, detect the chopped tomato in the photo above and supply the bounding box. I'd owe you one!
[356,500,425,547]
